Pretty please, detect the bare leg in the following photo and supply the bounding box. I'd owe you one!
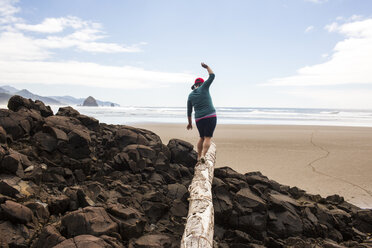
[202,137,212,157]
[197,137,204,160]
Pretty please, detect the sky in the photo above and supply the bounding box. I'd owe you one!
[0,0,372,109]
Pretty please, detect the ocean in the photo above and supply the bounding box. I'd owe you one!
[45,106,372,127]
[2,104,372,127]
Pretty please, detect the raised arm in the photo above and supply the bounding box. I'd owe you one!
[202,62,214,74]
[201,63,215,89]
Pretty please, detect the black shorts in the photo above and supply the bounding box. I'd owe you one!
[196,117,217,137]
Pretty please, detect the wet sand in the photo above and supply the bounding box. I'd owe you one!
[136,123,372,208]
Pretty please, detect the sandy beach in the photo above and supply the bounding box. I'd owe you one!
[136,123,372,208]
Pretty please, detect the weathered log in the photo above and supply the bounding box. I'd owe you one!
[181,142,216,248]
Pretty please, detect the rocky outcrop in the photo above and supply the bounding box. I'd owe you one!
[0,95,371,248]
[83,96,98,107]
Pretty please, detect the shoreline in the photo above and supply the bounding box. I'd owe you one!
[135,122,372,208]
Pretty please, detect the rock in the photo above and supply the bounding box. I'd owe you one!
[83,96,98,106]
[170,199,188,217]
[167,139,197,167]
[42,125,68,141]
[131,234,172,248]
[215,167,247,181]
[66,129,91,159]
[76,114,99,130]
[235,187,266,212]
[0,220,31,247]
[7,95,32,112]
[0,126,7,144]
[167,183,188,201]
[229,212,267,238]
[0,200,34,224]
[0,175,34,198]
[33,131,58,152]
[61,206,118,237]
[32,225,66,248]
[0,110,25,140]
[54,235,111,248]
[25,201,50,224]
[213,185,234,220]
[8,95,53,117]
[48,195,70,215]
[268,191,300,213]
[107,204,146,240]
[1,153,24,177]
[56,106,80,117]
[115,128,147,148]
[268,211,303,238]
[142,200,169,223]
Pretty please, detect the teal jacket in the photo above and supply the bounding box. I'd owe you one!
[187,74,216,119]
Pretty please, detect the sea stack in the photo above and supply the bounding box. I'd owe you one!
[83,96,98,106]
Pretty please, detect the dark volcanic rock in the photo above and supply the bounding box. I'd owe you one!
[32,225,66,248]
[56,106,80,117]
[131,234,173,248]
[54,235,112,248]
[83,96,98,106]
[8,95,53,117]
[0,97,370,248]
[61,206,118,237]
[1,200,34,224]
[167,139,197,167]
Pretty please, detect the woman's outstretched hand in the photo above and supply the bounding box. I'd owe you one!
[187,123,192,130]
[201,62,209,69]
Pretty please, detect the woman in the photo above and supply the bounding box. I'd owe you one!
[187,62,217,163]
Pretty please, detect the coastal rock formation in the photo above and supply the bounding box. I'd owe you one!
[0,95,371,247]
[83,96,98,106]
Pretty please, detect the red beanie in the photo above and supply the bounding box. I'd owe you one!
[194,78,204,84]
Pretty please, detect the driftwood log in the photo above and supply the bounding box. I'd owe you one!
[180,142,217,248]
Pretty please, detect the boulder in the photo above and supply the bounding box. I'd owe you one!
[7,95,32,112]
[32,225,66,248]
[0,126,7,144]
[54,235,111,248]
[33,131,58,152]
[61,206,118,237]
[167,183,187,201]
[8,95,53,117]
[235,187,266,212]
[25,201,50,224]
[1,153,24,177]
[167,139,197,167]
[0,220,31,247]
[0,200,34,224]
[107,204,146,240]
[56,106,80,117]
[0,110,25,140]
[76,114,99,130]
[66,129,91,159]
[131,234,172,248]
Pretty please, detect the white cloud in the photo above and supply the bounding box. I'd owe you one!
[0,0,20,24]
[0,60,194,89]
[265,17,372,86]
[0,31,50,60]
[15,16,92,33]
[0,1,144,54]
[305,25,314,33]
[0,0,195,89]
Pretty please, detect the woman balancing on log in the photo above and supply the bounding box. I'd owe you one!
[187,62,217,163]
